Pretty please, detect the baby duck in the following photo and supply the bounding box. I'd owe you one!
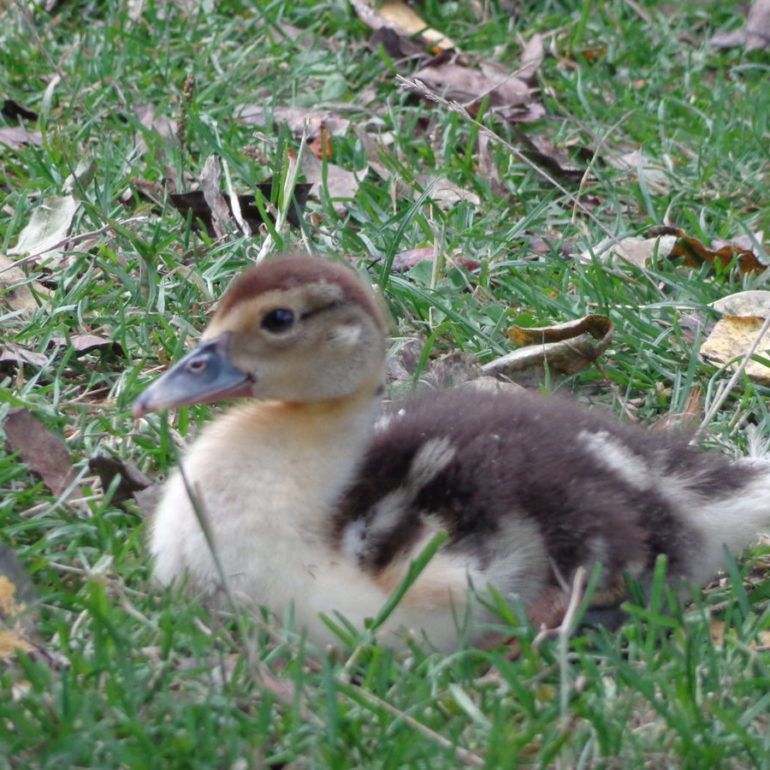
[134,255,770,651]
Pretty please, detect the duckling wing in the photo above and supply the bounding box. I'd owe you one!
[334,389,767,613]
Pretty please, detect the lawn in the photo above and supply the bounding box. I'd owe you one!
[1,0,769,767]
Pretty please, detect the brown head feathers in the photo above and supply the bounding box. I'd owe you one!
[216,255,386,330]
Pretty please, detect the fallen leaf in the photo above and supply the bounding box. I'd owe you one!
[0,126,42,150]
[482,314,613,382]
[4,408,82,498]
[168,181,311,237]
[2,99,38,122]
[0,545,37,661]
[0,343,48,369]
[200,155,233,238]
[9,159,96,263]
[579,234,678,268]
[369,26,428,61]
[414,174,480,208]
[49,333,122,356]
[412,56,534,117]
[307,122,333,160]
[710,0,770,50]
[608,149,671,195]
[387,246,480,272]
[132,102,178,158]
[350,0,455,53]
[89,454,153,505]
[700,290,770,384]
[237,106,350,137]
[0,255,51,316]
[301,152,367,209]
[510,128,584,184]
[652,386,703,433]
[579,227,768,274]
[517,34,545,83]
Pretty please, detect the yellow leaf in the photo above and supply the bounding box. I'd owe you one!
[350,0,455,52]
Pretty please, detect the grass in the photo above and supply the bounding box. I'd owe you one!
[1,0,770,766]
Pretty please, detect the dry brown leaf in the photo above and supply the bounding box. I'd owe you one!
[699,290,770,385]
[608,149,671,195]
[350,0,455,52]
[0,255,51,315]
[579,234,677,267]
[301,152,367,209]
[580,228,768,274]
[0,343,48,369]
[414,174,481,208]
[0,126,42,150]
[517,34,545,83]
[308,122,334,160]
[4,408,82,498]
[237,106,350,137]
[9,160,96,263]
[200,155,233,239]
[50,333,122,356]
[0,545,37,661]
[167,181,310,237]
[2,99,38,122]
[413,57,532,111]
[483,314,613,382]
[89,454,153,505]
[711,0,770,50]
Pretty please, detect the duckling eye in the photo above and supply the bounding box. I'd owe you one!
[261,308,295,334]
[185,357,207,374]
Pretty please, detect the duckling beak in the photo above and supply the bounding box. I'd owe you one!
[132,335,253,418]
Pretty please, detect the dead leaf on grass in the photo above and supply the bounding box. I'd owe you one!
[301,152,367,210]
[2,99,38,122]
[89,454,153,506]
[369,26,429,61]
[412,53,542,122]
[699,290,770,384]
[0,343,48,369]
[710,0,770,50]
[350,0,455,53]
[510,127,584,184]
[0,126,42,150]
[9,159,97,263]
[237,105,351,137]
[608,149,671,195]
[0,255,51,315]
[482,314,613,382]
[0,545,37,661]
[387,245,480,272]
[200,155,234,238]
[4,408,82,498]
[580,227,768,274]
[49,333,123,356]
[415,174,480,208]
[168,181,311,237]
[579,234,678,268]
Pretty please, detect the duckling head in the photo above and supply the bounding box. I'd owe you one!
[133,256,387,417]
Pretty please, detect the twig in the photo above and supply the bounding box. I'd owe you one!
[691,313,770,443]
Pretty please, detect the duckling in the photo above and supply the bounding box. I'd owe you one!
[134,255,770,651]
